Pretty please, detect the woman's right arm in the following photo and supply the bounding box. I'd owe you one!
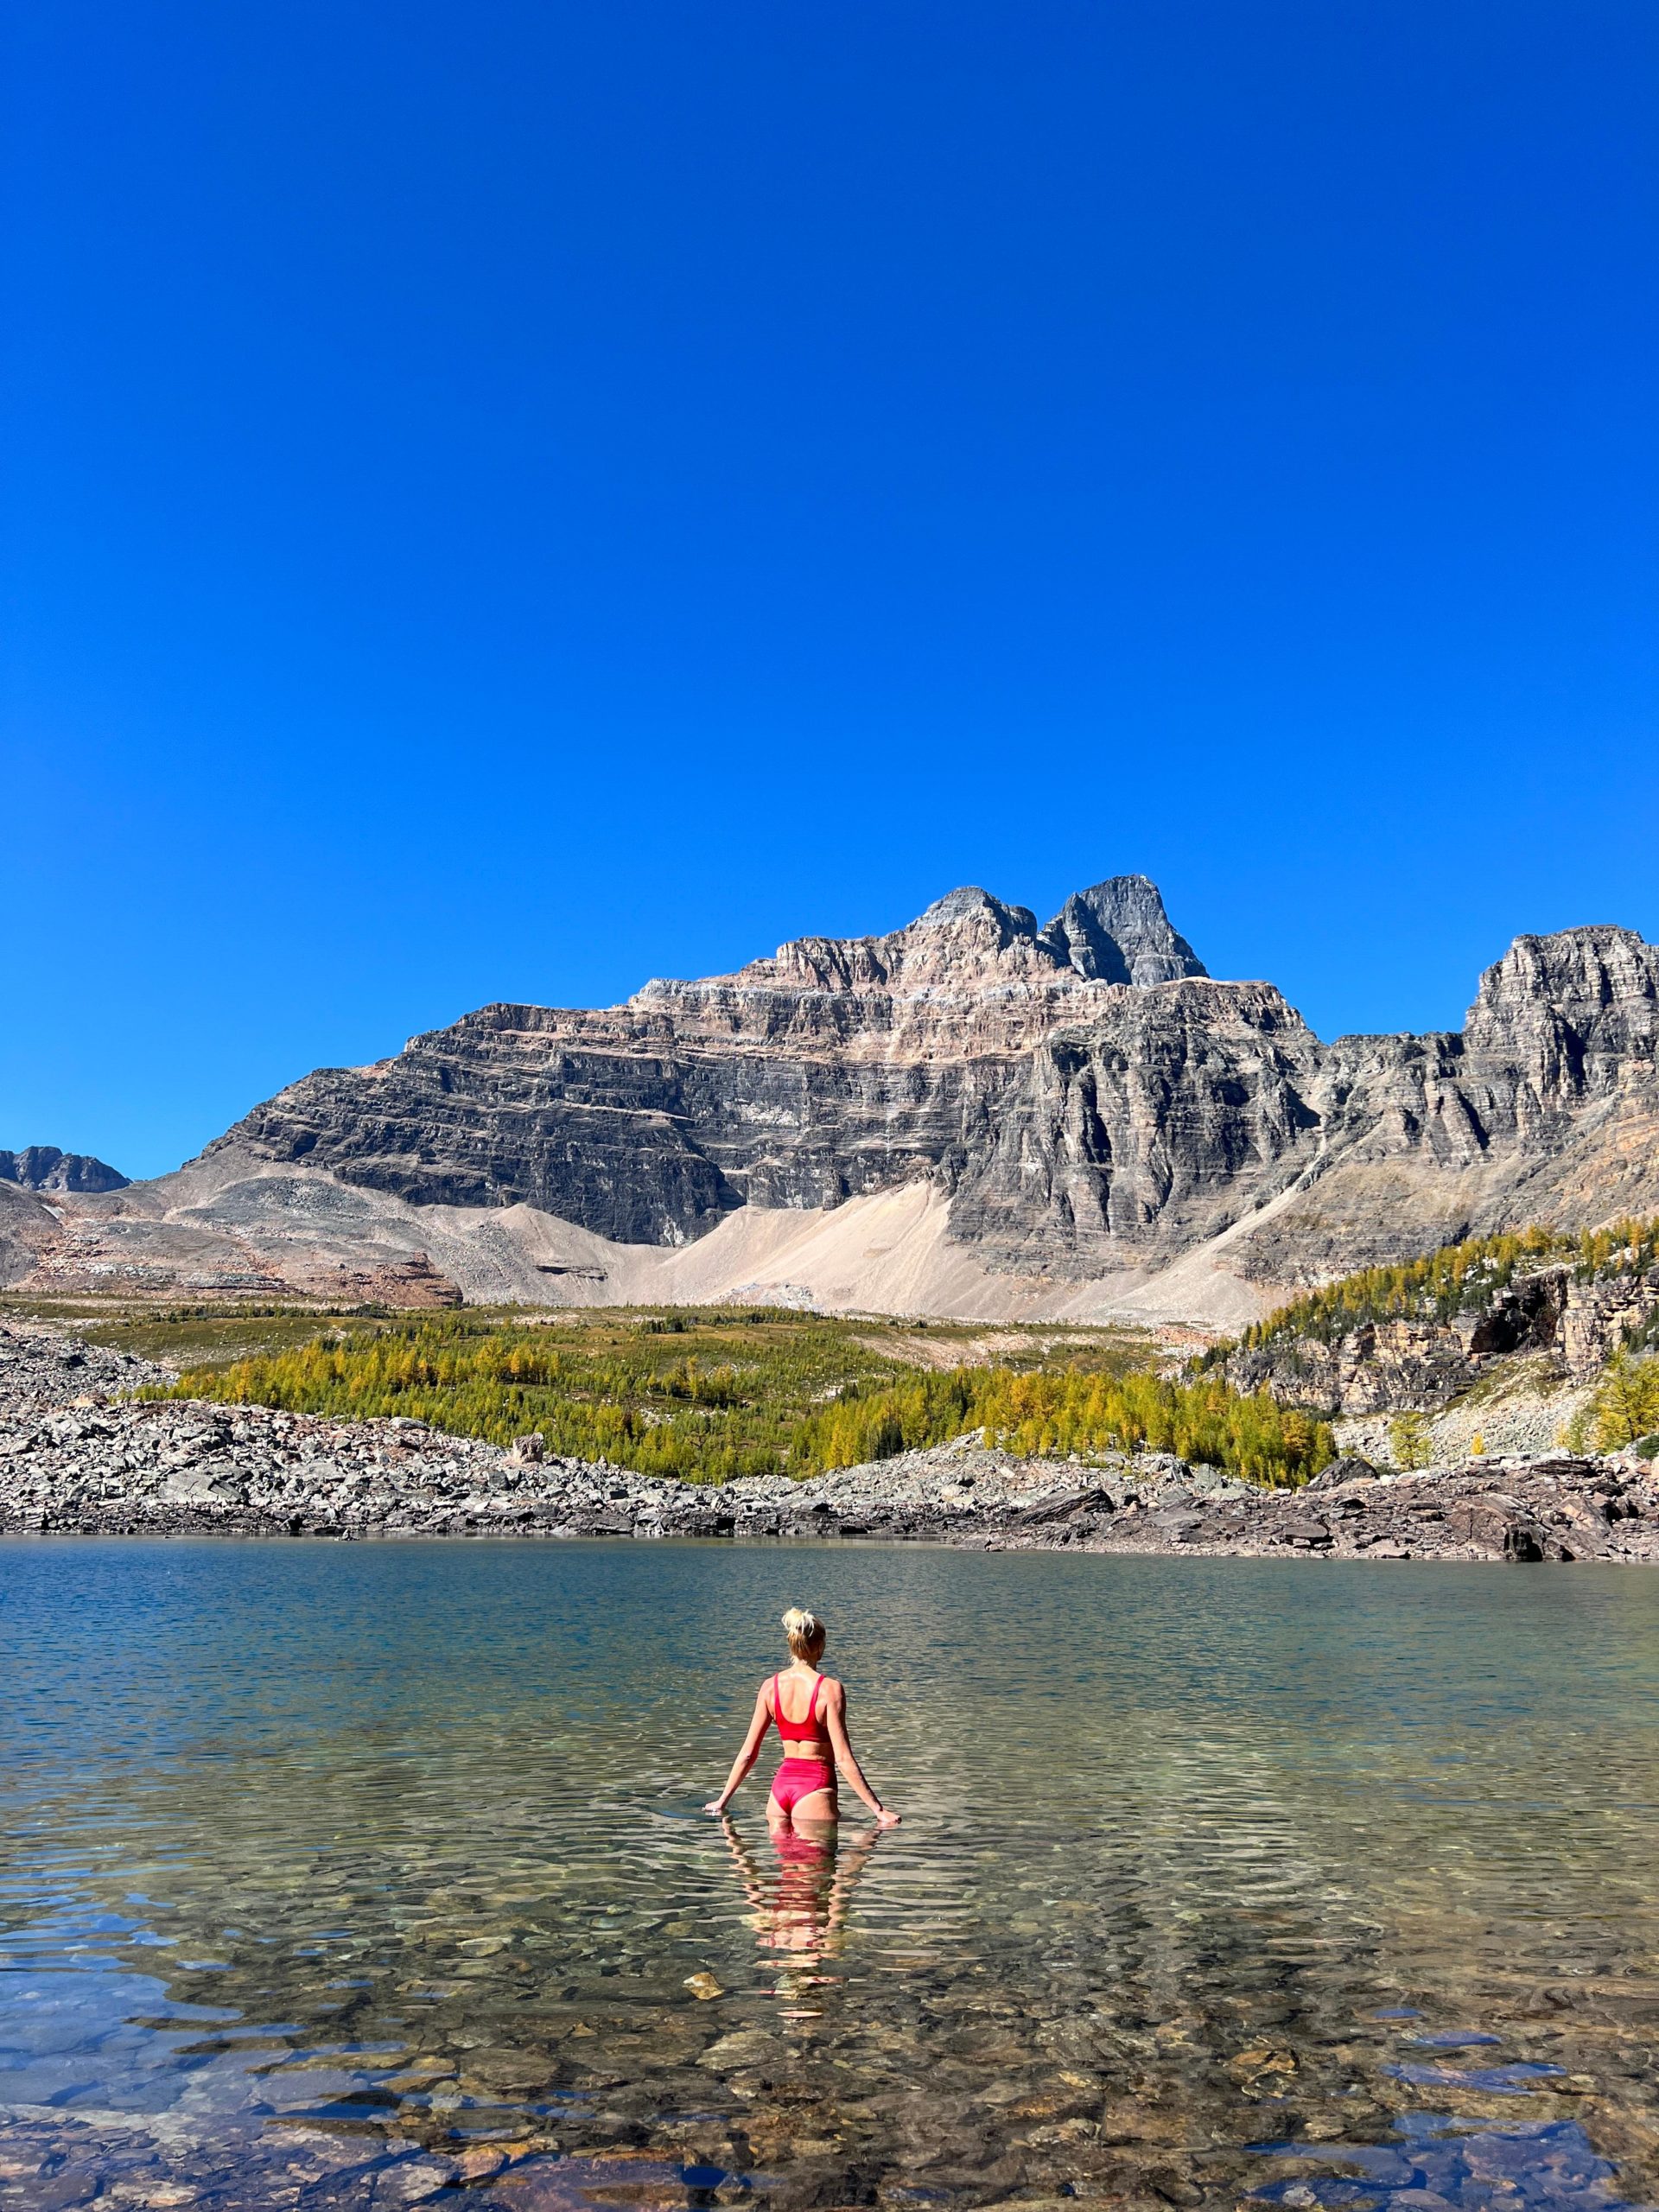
[704,1684,773,1814]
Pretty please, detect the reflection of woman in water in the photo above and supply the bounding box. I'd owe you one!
[716,1810,881,1968]
[703,1607,900,1831]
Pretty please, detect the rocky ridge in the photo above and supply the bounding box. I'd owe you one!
[0,1144,129,1193]
[16,877,1659,1327]
[5,1323,1656,1562]
[209,897,1659,1289]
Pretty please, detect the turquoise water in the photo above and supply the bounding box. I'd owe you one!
[2,1540,1657,2211]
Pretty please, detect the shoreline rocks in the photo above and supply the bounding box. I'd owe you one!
[3,1322,1656,1561]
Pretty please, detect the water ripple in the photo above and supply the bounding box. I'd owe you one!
[1,1540,1657,2209]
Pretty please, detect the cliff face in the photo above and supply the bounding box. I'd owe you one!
[943,981,1323,1274]
[1234,925,1659,1285]
[217,879,1317,1263]
[22,883,1659,1320]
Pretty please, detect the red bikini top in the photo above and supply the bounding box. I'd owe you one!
[772,1673,828,1742]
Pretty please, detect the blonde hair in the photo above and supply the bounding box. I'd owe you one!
[781,1605,826,1662]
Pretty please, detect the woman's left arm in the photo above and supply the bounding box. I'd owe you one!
[825,1682,900,1825]
[704,1684,773,1815]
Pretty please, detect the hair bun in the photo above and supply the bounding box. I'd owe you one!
[780,1606,818,1636]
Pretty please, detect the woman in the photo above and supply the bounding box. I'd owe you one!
[704,1606,901,1829]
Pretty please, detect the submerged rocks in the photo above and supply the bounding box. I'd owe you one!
[3,1322,1658,1560]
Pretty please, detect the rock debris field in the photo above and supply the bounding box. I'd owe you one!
[3,1320,1658,1562]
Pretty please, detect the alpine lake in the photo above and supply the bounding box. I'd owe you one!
[2,1539,1657,2212]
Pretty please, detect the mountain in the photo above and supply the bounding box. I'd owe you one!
[0,1149,130,1298]
[11,877,1659,1325]
[0,1147,129,1194]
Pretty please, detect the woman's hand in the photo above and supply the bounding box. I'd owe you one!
[703,1798,729,1815]
[875,1805,901,1827]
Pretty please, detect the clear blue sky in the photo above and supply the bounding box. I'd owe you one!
[4,2,1655,1179]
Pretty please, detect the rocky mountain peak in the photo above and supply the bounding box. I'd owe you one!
[0,1146,129,1195]
[1462,925,1658,1088]
[695,873,1205,1001]
[1039,874,1209,988]
[1467,924,1656,1019]
[890,873,1209,990]
[911,885,1039,934]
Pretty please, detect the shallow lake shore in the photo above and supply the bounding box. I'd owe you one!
[5,1524,1659,2212]
[4,1319,1657,1561]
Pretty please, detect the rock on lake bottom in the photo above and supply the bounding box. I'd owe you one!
[1,1541,1657,2212]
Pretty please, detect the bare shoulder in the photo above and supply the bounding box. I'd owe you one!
[823,1673,847,1707]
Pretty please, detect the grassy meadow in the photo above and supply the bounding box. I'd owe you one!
[89,1303,1335,1487]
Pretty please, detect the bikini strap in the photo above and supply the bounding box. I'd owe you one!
[810,1675,823,1721]
[772,1673,781,1724]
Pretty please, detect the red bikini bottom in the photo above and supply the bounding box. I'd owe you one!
[770,1758,836,1814]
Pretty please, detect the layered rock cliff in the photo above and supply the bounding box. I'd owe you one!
[1238,924,1659,1284]
[16,880,1659,1321]
[213,879,1313,1262]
